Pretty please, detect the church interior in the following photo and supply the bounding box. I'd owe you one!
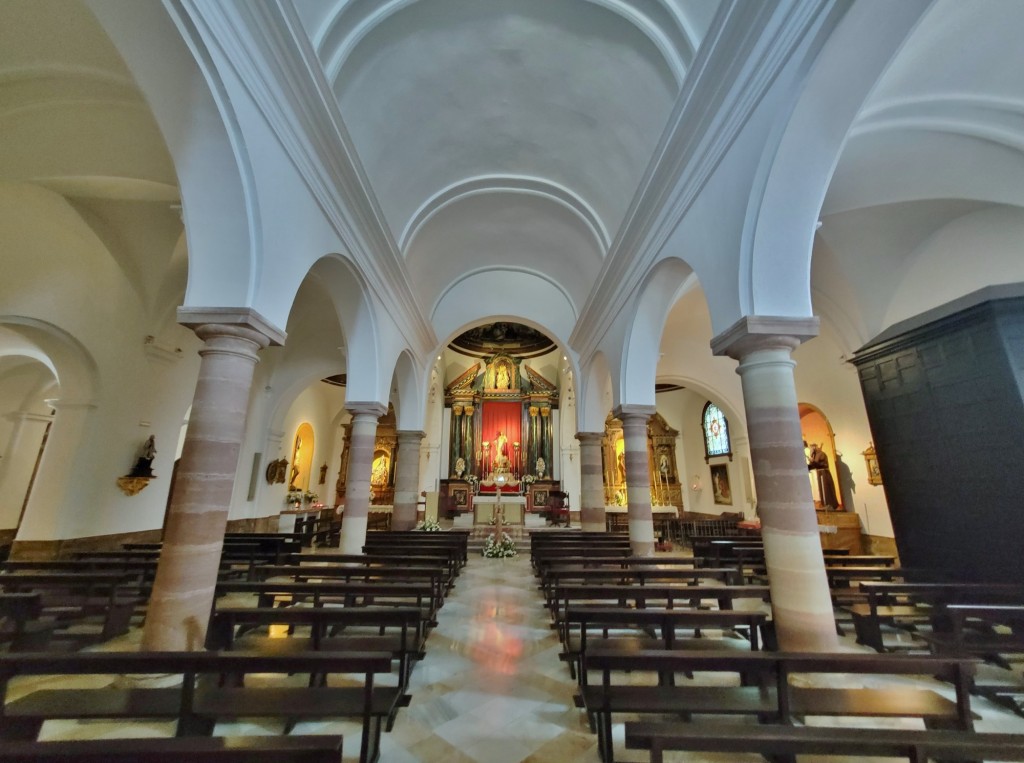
[2,0,1024,761]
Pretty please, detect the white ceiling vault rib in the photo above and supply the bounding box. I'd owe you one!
[399,175,611,254]
[312,0,695,88]
[182,0,435,356]
[570,0,847,361]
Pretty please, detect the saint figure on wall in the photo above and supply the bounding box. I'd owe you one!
[807,443,839,509]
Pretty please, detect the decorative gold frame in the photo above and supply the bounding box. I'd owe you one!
[862,444,882,486]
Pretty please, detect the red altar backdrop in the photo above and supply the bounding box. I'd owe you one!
[480,401,521,476]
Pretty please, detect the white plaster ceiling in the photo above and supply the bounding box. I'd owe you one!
[0,0,184,324]
[295,0,718,317]
[817,0,1024,343]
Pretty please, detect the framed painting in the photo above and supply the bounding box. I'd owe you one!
[710,463,732,505]
[451,486,469,507]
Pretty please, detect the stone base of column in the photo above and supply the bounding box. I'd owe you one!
[340,516,368,554]
[580,506,606,532]
[628,518,655,557]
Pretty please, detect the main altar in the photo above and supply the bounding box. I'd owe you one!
[440,350,560,522]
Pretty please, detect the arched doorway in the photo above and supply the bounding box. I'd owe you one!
[799,404,841,510]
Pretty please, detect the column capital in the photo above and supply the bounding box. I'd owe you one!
[711,315,819,360]
[575,431,604,445]
[346,401,388,419]
[612,404,656,421]
[177,307,286,347]
[396,430,427,444]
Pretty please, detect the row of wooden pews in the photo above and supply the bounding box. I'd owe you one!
[0,528,469,763]
[533,528,1024,763]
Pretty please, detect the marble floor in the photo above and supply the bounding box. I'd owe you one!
[12,537,1024,762]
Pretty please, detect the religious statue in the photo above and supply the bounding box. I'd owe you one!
[494,431,510,471]
[495,364,511,390]
[129,435,157,478]
[535,456,546,479]
[454,456,466,479]
[371,453,390,485]
[807,443,840,509]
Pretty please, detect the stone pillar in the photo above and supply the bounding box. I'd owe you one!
[143,313,281,652]
[462,404,474,475]
[712,316,837,652]
[393,430,425,530]
[576,432,606,532]
[614,405,656,556]
[339,402,387,554]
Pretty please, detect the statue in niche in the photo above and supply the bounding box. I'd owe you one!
[807,442,839,509]
[371,453,390,485]
[495,363,511,390]
[494,431,510,472]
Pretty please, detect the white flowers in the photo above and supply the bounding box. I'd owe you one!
[482,531,518,558]
[416,519,442,532]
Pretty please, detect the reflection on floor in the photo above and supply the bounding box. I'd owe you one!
[12,536,1024,762]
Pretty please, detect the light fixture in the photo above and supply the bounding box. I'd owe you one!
[690,475,703,492]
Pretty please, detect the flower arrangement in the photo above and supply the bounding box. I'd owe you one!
[482,531,518,558]
[285,489,319,506]
[466,474,480,493]
[522,474,536,485]
[416,519,442,532]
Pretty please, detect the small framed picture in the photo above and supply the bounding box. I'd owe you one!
[452,487,469,507]
[710,463,732,505]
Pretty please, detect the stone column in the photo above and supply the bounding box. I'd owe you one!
[462,404,475,475]
[712,316,837,652]
[576,432,606,532]
[339,402,387,554]
[614,405,656,556]
[143,313,281,652]
[392,430,425,530]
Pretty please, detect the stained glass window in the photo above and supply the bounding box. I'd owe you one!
[702,402,732,460]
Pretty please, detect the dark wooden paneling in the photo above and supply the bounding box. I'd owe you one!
[853,296,1024,583]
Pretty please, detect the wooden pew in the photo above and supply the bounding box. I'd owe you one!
[0,735,345,762]
[363,531,470,567]
[541,567,741,611]
[208,605,423,698]
[216,579,440,629]
[251,564,446,618]
[0,651,396,763]
[550,583,770,637]
[0,571,144,646]
[925,603,1024,715]
[582,650,977,763]
[565,606,769,683]
[538,557,701,604]
[625,723,1024,763]
[0,593,54,652]
[846,582,1024,653]
[304,551,459,591]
